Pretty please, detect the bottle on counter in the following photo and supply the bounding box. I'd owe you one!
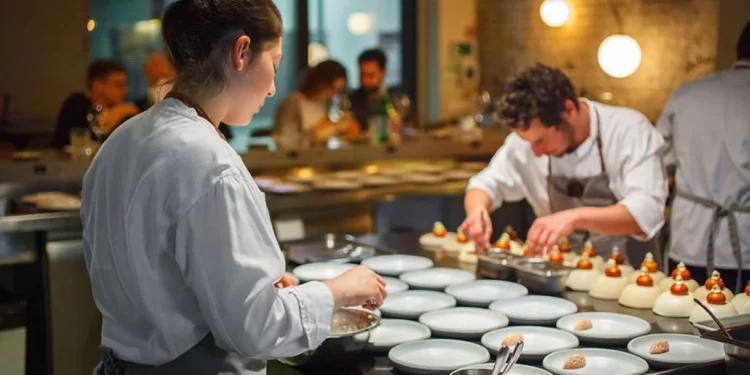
[369,87,401,145]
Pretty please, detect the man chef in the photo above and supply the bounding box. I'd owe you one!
[461,64,668,264]
[656,21,750,293]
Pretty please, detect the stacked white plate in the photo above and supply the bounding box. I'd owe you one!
[399,268,476,290]
[556,312,651,345]
[445,280,529,307]
[362,254,434,277]
[389,339,490,374]
[380,290,457,320]
[366,319,431,352]
[489,296,578,325]
[291,263,355,283]
[543,348,649,375]
[627,333,725,369]
[383,277,409,294]
[481,326,579,361]
[418,307,508,340]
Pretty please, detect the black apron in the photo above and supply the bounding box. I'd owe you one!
[547,106,660,266]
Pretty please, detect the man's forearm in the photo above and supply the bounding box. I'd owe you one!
[572,204,645,237]
[465,189,493,215]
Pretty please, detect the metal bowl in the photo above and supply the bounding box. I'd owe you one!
[512,258,574,294]
[279,308,381,367]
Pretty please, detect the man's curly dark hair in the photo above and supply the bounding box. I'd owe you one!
[496,64,579,130]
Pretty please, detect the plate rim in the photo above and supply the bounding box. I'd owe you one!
[389,339,490,372]
[445,280,529,304]
[626,333,725,365]
[291,262,356,281]
[367,319,432,348]
[418,307,509,334]
[542,347,649,375]
[382,276,410,293]
[481,326,580,355]
[362,254,435,275]
[454,363,553,375]
[556,312,652,340]
[380,290,457,316]
[488,295,578,321]
[398,267,477,288]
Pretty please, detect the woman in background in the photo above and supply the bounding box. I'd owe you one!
[81,1,386,374]
[272,60,358,148]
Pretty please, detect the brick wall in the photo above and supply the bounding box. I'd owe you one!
[476,0,719,122]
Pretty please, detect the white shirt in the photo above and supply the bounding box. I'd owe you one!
[657,61,750,269]
[467,99,667,241]
[81,99,334,366]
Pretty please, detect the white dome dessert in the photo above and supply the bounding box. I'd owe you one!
[419,221,456,249]
[566,253,601,292]
[730,283,750,315]
[608,246,635,277]
[619,266,662,309]
[658,262,700,292]
[689,285,738,323]
[694,270,735,302]
[629,252,666,284]
[653,275,695,318]
[443,228,475,253]
[589,259,628,300]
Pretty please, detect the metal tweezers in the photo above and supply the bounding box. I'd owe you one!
[494,341,524,375]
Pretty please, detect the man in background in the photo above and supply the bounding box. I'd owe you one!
[52,59,139,147]
[656,21,750,293]
[135,52,175,112]
[350,49,404,131]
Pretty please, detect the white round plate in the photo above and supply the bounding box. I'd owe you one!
[399,268,476,290]
[380,291,457,320]
[264,182,310,194]
[543,348,649,375]
[452,363,552,375]
[389,339,490,374]
[556,312,652,345]
[445,280,529,307]
[481,326,579,361]
[361,175,400,186]
[367,319,431,352]
[419,307,508,340]
[291,263,355,282]
[311,179,362,191]
[362,255,434,276]
[627,333,725,369]
[488,296,577,325]
[383,277,409,294]
[443,169,476,180]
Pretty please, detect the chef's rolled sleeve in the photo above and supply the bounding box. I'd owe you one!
[466,137,528,210]
[174,174,334,360]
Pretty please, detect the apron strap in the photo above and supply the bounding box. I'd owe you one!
[675,189,748,293]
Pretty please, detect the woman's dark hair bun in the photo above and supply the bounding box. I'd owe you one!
[162,0,282,94]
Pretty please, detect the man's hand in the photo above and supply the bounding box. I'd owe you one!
[459,207,493,252]
[274,272,299,288]
[526,209,580,257]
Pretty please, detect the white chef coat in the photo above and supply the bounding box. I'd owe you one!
[467,99,667,241]
[81,98,334,366]
[656,60,750,269]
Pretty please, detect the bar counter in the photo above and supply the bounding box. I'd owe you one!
[273,233,730,375]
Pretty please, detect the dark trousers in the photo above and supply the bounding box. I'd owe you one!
[668,259,747,294]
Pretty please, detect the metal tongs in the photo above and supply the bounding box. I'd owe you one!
[491,340,524,375]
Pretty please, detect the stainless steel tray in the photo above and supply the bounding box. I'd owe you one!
[284,233,376,264]
[693,313,750,334]
[476,249,521,280]
[512,257,574,294]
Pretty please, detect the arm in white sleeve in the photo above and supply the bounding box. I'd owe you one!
[174,174,334,360]
[656,92,677,168]
[616,120,669,241]
[466,136,528,210]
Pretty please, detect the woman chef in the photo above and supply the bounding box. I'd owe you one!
[81,1,386,374]
[461,64,668,264]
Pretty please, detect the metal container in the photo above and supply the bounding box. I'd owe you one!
[477,250,520,281]
[279,308,381,367]
[450,368,494,375]
[512,258,574,294]
[284,233,376,264]
[693,313,750,335]
[701,323,750,361]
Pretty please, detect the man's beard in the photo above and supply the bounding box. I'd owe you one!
[556,120,576,156]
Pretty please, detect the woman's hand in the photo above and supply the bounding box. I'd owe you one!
[274,272,299,288]
[322,266,387,311]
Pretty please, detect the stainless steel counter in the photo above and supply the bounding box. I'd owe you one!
[273,233,730,375]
